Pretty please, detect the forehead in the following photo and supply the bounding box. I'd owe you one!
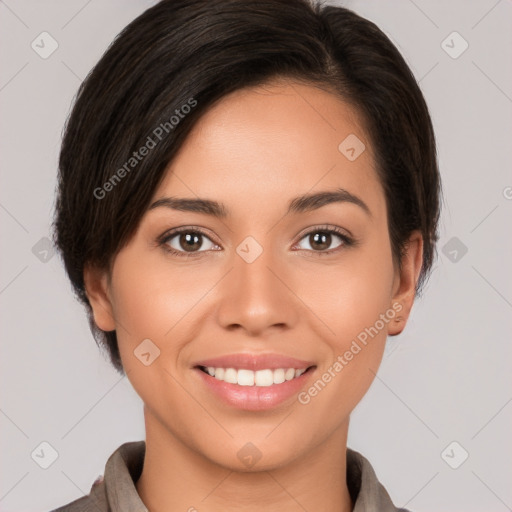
[152,79,383,218]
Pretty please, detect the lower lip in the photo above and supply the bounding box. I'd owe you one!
[194,367,315,411]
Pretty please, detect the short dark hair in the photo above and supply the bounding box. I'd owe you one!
[52,0,441,375]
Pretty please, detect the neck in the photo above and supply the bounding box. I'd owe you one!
[136,408,353,512]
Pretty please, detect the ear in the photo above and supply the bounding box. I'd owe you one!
[83,264,116,332]
[388,231,423,336]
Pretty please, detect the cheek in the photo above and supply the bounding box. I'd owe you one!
[304,229,395,343]
[109,250,206,417]
[108,247,203,372]
[296,231,395,415]
[110,243,209,335]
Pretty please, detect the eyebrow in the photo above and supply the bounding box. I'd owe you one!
[148,187,371,218]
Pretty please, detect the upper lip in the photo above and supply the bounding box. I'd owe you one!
[193,353,315,371]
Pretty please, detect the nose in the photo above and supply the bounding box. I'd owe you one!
[215,241,299,337]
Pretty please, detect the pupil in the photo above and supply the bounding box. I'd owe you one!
[312,232,330,250]
[181,232,201,251]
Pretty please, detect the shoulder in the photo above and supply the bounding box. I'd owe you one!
[49,441,146,512]
[347,448,413,512]
[49,475,107,511]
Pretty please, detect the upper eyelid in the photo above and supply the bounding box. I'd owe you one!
[295,224,353,240]
[161,226,218,245]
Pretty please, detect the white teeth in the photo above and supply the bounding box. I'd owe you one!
[273,368,285,384]
[285,368,296,380]
[203,367,309,386]
[224,368,237,384]
[255,369,273,387]
[237,369,255,386]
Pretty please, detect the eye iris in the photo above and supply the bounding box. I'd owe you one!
[180,232,201,252]
[311,232,331,250]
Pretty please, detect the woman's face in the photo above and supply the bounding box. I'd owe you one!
[86,79,420,470]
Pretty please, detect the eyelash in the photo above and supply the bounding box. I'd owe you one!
[158,225,355,259]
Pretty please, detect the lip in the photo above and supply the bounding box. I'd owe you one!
[193,353,315,371]
[194,367,316,411]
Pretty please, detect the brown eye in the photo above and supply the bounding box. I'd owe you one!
[308,232,333,251]
[162,229,217,255]
[295,227,352,254]
[178,232,202,252]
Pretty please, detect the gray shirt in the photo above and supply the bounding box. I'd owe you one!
[50,441,411,512]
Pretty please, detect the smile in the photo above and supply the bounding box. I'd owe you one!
[194,364,316,411]
[198,366,311,387]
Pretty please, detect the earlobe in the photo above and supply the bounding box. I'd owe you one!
[83,264,116,332]
[388,231,423,336]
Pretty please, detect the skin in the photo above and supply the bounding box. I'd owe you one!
[84,78,423,512]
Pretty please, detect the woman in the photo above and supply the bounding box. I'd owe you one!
[51,0,440,510]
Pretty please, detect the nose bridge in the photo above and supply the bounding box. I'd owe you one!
[236,237,276,293]
[216,234,297,334]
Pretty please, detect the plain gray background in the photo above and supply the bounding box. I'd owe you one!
[1,1,511,511]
